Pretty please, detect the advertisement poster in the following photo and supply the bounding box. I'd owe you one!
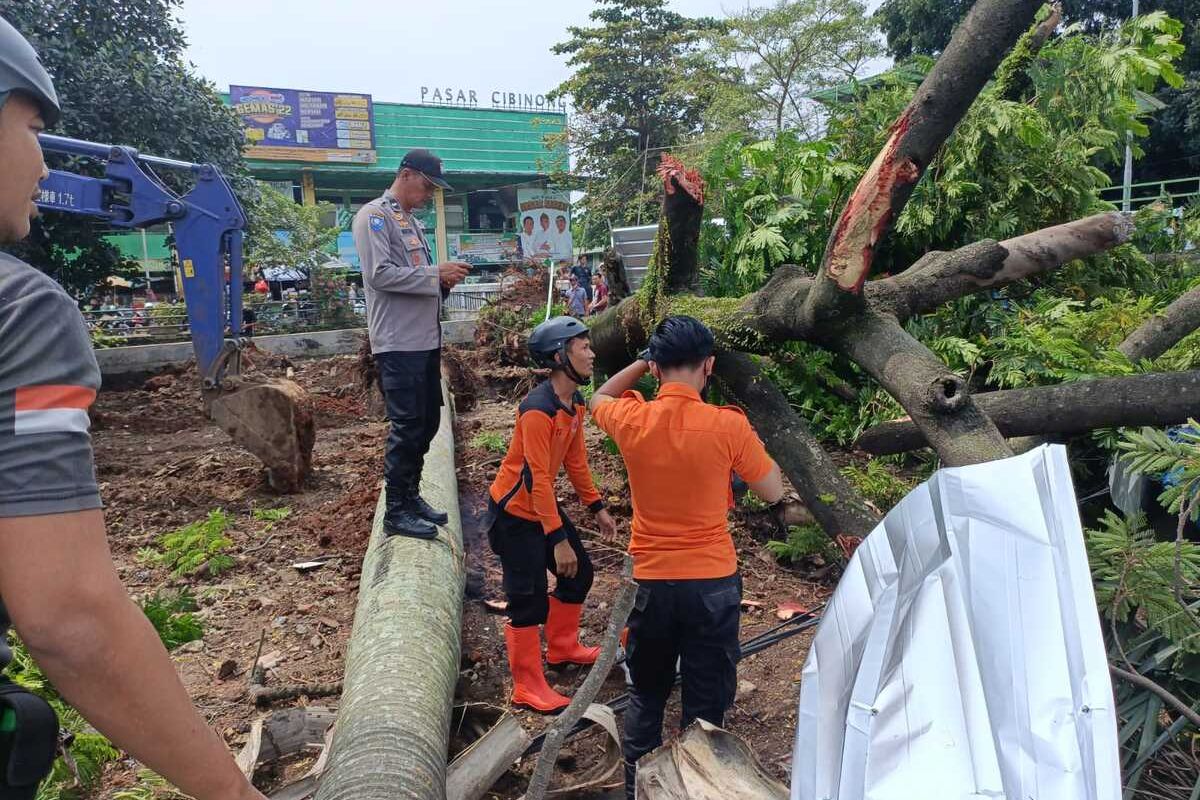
[230,85,376,164]
[516,189,572,263]
[448,233,520,265]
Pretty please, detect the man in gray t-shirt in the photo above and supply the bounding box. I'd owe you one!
[0,14,264,800]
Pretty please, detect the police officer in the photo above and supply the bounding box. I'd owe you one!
[0,14,266,800]
[352,150,470,538]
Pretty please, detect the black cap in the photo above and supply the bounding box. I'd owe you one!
[400,149,452,190]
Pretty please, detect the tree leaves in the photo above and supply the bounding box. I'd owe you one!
[0,0,247,292]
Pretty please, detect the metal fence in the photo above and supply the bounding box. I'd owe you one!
[86,284,504,347]
[1099,175,1200,211]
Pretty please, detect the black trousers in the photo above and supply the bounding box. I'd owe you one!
[486,502,594,627]
[376,349,442,499]
[623,574,742,798]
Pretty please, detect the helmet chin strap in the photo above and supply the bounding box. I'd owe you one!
[558,345,589,386]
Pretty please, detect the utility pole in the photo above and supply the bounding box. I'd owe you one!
[1121,0,1140,212]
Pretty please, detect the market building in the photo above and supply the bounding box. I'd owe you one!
[115,85,572,285]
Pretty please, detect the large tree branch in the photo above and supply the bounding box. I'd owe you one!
[857,369,1200,455]
[803,0,1043,323]
[743,213,1133,342]
[831,312,1011,466]
[1118,286,1200,363]
[713,351,880,537]
[870,212,1134,321]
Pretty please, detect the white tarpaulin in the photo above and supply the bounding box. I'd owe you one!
[791,445,1120,800]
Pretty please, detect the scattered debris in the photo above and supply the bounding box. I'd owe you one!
[775,601,809,621]
[635,720,787,799]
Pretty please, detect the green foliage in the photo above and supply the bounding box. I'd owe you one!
[139,590,203,650]
[550,0,719,234]
[1086,510,1200,651]
[252,506,292,524]
[841,461,915,511]
[471,431,507,454]
[5,639,119,800]
[699,0,882,137]
[530,302,567,328]
[767,524,839,563]
[143,510,235,577]
[112,771,188,800]
[0,0,248,292]
[245,186,340,275]
[873,0,1199,185]
[1119,423,1200,520]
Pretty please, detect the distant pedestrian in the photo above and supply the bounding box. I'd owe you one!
[589,272,609,315]
[566,275,587,317]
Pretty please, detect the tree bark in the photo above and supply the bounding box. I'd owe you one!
[831,312,1011,465]
[316,383,464,800]
[802,0,1043,325]
[869,212,1134,322]
[1118,286,1200,363]
[713,351,880,536]
[856,369,1200,456]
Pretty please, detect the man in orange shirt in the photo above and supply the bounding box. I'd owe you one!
[487,316,618,712]
[589,315,784,798]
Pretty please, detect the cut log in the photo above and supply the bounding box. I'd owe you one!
[856,369,1200,455]
[315,382,464,800]
[446,712,529,800]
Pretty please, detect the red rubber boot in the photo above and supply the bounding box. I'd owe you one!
[505,623,570,713]
[545,596,601,666]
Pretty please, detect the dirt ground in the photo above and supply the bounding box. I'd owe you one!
[89,343,832,797]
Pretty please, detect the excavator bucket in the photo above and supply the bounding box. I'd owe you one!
[205,378,316,493]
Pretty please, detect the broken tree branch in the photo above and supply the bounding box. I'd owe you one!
[524,555,636,800]
[713,351,880,536]
[856,369,1200,455]
[251,682,343,706]
[743,213,1133,343]
[1110,665,1200,729]
[832,312,1011,465]
[1118,285,1200,363]
[803,0,1043,323]
[870,212,1134,322]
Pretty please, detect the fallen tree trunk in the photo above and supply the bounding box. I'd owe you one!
[713,351,880,536]
[856,369,1200,456]
[315,382,464,800]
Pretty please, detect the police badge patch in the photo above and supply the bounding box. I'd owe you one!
[369,215,385,232]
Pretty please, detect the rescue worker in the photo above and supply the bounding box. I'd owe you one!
[486,316,618,712]
[352,149,471,539]
[588,315,785,797]
[0,14,267,800]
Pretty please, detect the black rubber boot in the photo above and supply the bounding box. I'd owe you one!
[383,500,437,539]
[408,493,449,526]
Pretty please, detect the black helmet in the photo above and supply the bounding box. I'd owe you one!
[0,15,60,127]
[528,315,588,383]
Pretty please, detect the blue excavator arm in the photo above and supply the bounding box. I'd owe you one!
[36,134,247,389]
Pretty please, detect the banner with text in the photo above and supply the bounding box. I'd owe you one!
[230,85,376,164]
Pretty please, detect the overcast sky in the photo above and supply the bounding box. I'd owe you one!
[178,0,885,103]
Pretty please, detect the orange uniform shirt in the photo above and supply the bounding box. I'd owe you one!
[489,380,603,539]
[591,382,775,580]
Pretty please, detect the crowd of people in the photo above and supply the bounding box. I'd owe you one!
[561,255,609,317]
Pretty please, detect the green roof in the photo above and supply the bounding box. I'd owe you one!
[221,94,567,178]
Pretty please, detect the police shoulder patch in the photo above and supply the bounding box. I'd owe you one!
[369,215,385,232]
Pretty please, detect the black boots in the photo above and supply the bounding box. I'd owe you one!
[408,493,449,525]
[382,489,448,539]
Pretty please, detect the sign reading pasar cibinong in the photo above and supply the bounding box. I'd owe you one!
[419,86,567,112]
